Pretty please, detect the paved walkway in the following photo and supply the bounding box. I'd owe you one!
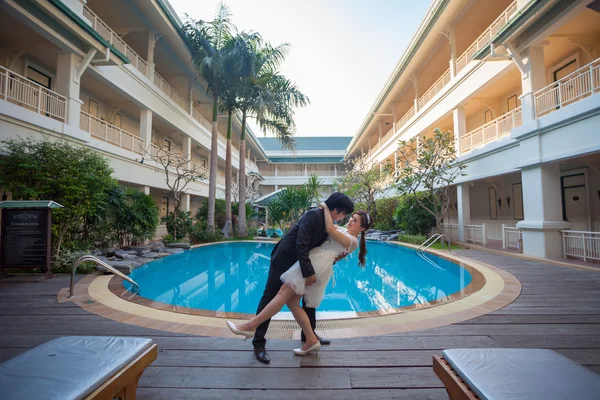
[1,250,599,399]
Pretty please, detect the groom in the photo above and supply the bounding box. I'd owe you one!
[252,192,354,364]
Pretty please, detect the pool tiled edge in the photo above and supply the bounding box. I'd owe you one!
[61,245,521,339]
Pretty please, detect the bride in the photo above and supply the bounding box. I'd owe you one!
[227,202,372,356]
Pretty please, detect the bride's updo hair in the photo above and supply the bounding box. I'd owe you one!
[355,210,372,268]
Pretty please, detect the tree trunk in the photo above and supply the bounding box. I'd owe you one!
[207,97,219,231]
[237,111,247,237]
[225,109,232,228]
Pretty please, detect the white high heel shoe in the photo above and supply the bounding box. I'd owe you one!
[293,341,321,356]
[226,320,255,340]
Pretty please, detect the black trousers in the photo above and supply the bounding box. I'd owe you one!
[252,251,316,348]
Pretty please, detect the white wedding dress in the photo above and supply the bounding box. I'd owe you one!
[280,227,358,308]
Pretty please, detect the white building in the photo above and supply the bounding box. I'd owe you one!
[348,0,600,261]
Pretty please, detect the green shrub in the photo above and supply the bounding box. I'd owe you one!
[196,199,226,228]
[163,211,194,240]
[51,252,96,274]
[393,194,436,235]
[374,197,400,230]
[246,227,258,238]
[162,233,176,244]
[189,226,222,244]
[397,234,428,245]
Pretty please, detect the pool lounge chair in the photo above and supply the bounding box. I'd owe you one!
[433,348,600,400]
[0,336,157,400]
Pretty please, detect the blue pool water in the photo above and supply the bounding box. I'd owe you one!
[126,241,471,315]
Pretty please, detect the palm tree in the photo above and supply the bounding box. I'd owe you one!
[184,3,234,231]
[304,174,324,205]
[235,41,309,236]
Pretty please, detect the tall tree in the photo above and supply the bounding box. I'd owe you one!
[235,39,309,236]
[184,3,234,231]
[395,128,466,234]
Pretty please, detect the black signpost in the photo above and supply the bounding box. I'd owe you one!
[0,201,63,279]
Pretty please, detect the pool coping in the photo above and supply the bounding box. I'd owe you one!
[59,242,522,339]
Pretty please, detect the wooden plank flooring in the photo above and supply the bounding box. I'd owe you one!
[0,250,599,399]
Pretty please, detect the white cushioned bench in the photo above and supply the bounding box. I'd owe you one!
[0,336,157,400]
[434,348,600,400]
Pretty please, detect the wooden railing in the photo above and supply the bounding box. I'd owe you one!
[461,106,522,154]
[417,69,451,110]
[153,71,190,110]
[534,57,600,118]
[455,1,518,73]
[562,230,600,262]
[465,223,486,245]
[80,111,144,154]
[83,6,149,76]
[440,223,459,241]
[502,225,522,250]
[0,66,67,122]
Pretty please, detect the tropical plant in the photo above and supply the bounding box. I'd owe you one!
[234,37,309,237]
[304,174,323,205]
[373,197,400,231]
[162,211,194,241]
[393,194,436,235]
[395,129,465,234]
[265,186,312,229]
[0,138,116,258]
[184,3,235,231]
[334,154,391,224]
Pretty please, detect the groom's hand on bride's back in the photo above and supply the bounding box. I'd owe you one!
[305,275,317,286]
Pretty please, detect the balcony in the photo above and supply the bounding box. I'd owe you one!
[534,57,600,118]
[0,66,67,122]
[417,69,451,110]
[455,1,518,74]
[83,6,149,76]
[80,111,144,154]
[460,106,522,154]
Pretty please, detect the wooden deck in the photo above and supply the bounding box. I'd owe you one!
[1,249,600,399]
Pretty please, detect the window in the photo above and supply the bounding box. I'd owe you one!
[163,138,171,151]
[507,95,517,112]
[553,59,577,82]
[488,187,498,219]
[484,109,493,123]
[160,196,169,218]
[89,99,98,117]
[26,66,52,89]
[113,113,122,128]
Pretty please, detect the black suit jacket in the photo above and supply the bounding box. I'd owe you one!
[271,208,328,278]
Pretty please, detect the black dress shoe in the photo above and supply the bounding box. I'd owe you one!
[301,333,331,345]
[254,346,270,364]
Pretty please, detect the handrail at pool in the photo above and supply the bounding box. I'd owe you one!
[69,255,140,298]
[418,233,449,252]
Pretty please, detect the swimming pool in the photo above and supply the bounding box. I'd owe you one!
[125,241,472,318]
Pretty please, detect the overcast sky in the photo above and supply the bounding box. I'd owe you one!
[169,0,432,137]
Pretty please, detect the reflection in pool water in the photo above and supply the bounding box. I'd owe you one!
[126,241,471,315]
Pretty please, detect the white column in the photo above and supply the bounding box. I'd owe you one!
[457,183,471,242]
[147,30,156,80]
[188,77,194,114]
[182,194,191,212]
[452,106,466,154]
[62,0,86,19]
[304,163,308,176]
[56,53,83,128]
[143,186,150,195]
[517,164,571,258]
[274,165,278,177]
[334,164,337,177]
[449,26,456,79]
[140,109,153,152]
[183,136,191,168]
[520,46,546,123]
[517,0,531,10]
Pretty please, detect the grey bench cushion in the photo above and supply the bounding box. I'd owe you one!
[0,336,153,400]
[442,348,600,400]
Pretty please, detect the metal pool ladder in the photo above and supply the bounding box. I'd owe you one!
[69,255,140,298]
[417,233,448,253]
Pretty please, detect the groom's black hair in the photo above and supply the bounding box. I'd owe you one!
[324,192,354,215]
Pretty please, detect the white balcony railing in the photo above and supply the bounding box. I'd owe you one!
[80,111,144,154]
[417,69,451,110]
[562,230,600,262]
[440,223,459,241]
[192,108,213,131]
[83,6,149,76]
[0,66,67,122]
[455,1,518,74]
[465,223,486,245]
[502,225,522,250]
[367,105,416,160]
[534,57,600,118]
[153,71,190,110]
[461,106,522,154]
